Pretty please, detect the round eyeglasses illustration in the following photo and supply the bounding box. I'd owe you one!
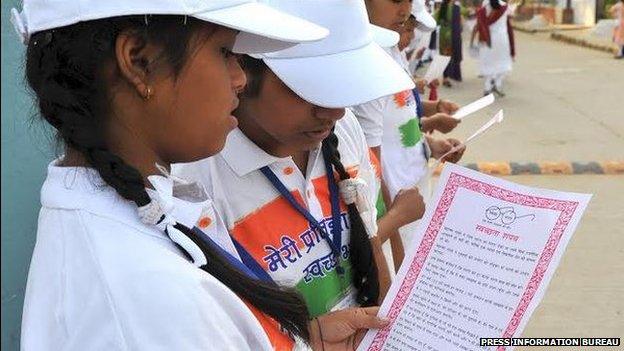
[485,206,535,225]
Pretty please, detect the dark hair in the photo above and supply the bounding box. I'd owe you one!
[405,14,417,28]
[490,0,502,10]
[239,55,380,306]
[322,134,380,306]
[25,15,310,341]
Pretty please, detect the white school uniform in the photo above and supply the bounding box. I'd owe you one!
[173,111,379,318]
[478,1,513,77]
[351,46,432,252]
[351,46,430,200]
[21,161,272,351]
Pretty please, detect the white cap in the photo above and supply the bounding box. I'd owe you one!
[370,24,400,48]
[412,0,437,32]
[10,0,329,54]
[252,0,415,108]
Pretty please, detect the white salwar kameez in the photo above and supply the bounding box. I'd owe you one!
[478,0,513,92]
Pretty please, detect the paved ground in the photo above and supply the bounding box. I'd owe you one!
[550,29,619,55]
[425,31,623,348]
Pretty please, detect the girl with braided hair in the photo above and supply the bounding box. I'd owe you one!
[16,0,389,350]
[174,1,426,342]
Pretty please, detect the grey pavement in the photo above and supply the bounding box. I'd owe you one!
[428,31,623,164]
[426,31,623,348]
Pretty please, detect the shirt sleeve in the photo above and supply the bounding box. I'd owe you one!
[349,99,386,148]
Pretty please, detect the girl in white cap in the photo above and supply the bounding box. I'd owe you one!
[14,0,388,349]
[354,0,466,268]
[174,0,426,345]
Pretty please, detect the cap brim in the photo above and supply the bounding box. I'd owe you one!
[194,2,329,54]
[414,11,437,32]
[264,42,415,108]
[370,24,399,48]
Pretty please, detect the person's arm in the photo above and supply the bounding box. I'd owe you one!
[348,114,392,300]
[370,235,392,301]
[425,135,467,163]
[379,179,405,272]
[420,113,461,134]
[422,98,459,117]
[470,21,478,46]
[422,99,439,117]
[376,187,425,244]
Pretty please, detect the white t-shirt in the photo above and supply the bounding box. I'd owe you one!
[351,46,429,200]
[173,111,379,318]
[21,161,273,351]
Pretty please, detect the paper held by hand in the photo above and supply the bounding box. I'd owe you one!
[423,55,451,83]
[437,109,504,164]
[453,94,495,120]
[357,163,591,351]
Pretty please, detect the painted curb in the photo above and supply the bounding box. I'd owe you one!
[432,161,624,176]
[550,32,618,54]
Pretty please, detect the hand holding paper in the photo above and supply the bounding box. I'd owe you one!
[438,109,504,164]
[358,164,591,351]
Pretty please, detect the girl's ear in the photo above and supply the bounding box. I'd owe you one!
[114,30,159,99]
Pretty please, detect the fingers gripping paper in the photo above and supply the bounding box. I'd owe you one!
[358,164,591,351]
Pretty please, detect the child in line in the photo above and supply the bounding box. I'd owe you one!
[15,0,387,349]
[356,0,467,270]
[174,0,426,326]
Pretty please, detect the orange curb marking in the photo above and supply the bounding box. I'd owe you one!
[477,162,512,176]
[538,162,573,175]
[600,161,624,174]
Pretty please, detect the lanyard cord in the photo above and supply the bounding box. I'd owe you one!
[260,157,344,275]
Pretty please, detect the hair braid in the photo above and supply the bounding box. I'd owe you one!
[26,17,310,341]
[322,132,380,306]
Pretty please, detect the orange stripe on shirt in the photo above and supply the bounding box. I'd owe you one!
[230,191,310,269]
[244,303,294,351]
[368,148,382,179]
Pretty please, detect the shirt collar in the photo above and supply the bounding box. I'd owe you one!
[40,160,209,234]
[220,128,292,177]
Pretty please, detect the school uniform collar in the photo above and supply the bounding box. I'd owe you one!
[220,128,294,177]
[41,160,209,236]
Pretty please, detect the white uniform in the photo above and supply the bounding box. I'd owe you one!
[478,0,513,91]
[351,46,433,266]
[21,161,273,351]
[173,112,379,317]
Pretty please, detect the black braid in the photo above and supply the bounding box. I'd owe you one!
[322,132,380,306]
[25,16,309,341]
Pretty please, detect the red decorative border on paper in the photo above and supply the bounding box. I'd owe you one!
[366,172,579,351]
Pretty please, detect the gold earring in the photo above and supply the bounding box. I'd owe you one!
[144,86,153,100]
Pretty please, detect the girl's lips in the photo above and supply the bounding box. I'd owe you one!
[303,129,331,140]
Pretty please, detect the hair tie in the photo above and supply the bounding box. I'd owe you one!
[138,171,208,267]
[338,178,378,238]
[338,178,368,207]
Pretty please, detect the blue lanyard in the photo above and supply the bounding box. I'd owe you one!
[411,90,430,161]
[413,88,424,118]
[260,155,344,274]
[191,226,275,282]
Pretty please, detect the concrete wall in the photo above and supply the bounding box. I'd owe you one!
[1,0,55,350]
[557,0,597,25]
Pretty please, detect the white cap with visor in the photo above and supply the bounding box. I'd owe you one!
[412,0,437,32]
[10,0,329,54]
[252,0,415,108]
